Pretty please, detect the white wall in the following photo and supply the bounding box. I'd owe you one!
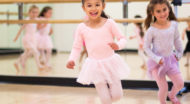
[0,4,21,48]
[53,3,85,52]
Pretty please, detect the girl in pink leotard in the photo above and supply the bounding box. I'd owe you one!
[130,15,147,69]
[14,5,43,74]
[37,6,53,69]
[66,0,130,103]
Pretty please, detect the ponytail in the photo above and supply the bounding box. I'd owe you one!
[101,11,109,19]
[134,15,144,38]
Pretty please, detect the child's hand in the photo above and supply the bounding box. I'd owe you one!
[159,59,164,65]
[13,38,17,42]
[108,42,119,50]
[182,36,185,40]
[66,61,75,69]
[139,44,143,49]
[129,36,133,40]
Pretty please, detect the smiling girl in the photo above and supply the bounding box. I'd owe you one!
[66,0,130,103]
[144,0,184,104]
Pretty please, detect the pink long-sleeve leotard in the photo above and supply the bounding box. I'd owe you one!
[69,19,127,62]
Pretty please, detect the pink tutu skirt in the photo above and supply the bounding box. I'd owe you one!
[37,34,53,50]
[77,54,130,85]
[147,54,180,79]
[22,33,37,49]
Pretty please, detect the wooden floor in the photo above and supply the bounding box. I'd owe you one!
[0,52,190,81]
[0,84,189,104]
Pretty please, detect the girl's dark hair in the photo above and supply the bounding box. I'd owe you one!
[145,0,177,30]
[39,6,52,17]
[135,15,144,38]
[82,0,108,19]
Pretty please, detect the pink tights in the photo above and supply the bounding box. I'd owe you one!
[16,48,42,70]
[152,69,184,104]
[39,48,52,67]
[94,79,123,104]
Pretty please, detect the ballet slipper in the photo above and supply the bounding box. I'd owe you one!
[46,64,52,69]
[38,65,45,71]
[168,93,181,104]
[140,64,146,70]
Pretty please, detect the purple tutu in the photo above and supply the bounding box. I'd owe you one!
[147,54,180,79]
[77,54,130,85]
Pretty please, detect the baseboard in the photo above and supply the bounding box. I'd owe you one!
[0,75,189,90]
[0,48,57,55]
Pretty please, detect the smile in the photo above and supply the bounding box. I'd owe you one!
[89,12,98,17]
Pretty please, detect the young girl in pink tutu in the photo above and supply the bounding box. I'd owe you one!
[130,15,147,69]
[14,5,43,74]
[66,0,130,103]
[38,6,53,69]
[144,0,184,104]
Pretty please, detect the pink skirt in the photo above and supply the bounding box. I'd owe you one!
[37,34,53,49]
[22,33,37,49]
[77,54,130,85]
[147,54,180,79]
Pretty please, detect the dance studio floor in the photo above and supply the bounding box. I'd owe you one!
[0,52,190,104]
[0,52,190,81]
[0,84,189,104]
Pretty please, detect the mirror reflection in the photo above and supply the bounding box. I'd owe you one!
[0,2,189,82]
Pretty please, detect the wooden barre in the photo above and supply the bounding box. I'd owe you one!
[0,19,83,24]
[0,0,165,4]
[0,12,28,16]
[0,18,189,24]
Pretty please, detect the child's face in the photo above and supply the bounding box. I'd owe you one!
[82,0,105,20]
[29,8,39,19]
[152,3,169,22]
[44,9,53,18]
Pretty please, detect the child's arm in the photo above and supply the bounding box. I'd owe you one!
[37,23,47,30]
[110,19,127,50]
[129,27,139,40]
[49,27,53,36]
[129,35,137,40]
[182,28,186,40]
[37,18,47,30]
[67,24,84,69]
[174,22,183,60]
[13,25,26,42]
[144,29,162,64]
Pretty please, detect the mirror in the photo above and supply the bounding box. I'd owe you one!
[0,2,189,83]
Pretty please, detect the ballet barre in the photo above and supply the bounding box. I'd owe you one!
[0,19,83,24]
[0,0,172,4]
[0,12,27,16]
[0,18,189,24]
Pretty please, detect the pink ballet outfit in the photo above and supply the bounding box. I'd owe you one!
[69,19,130,85]
[134,26,144,50]
[133,26,147,63]
[22,17,38,49]
[37,18,53,50]
[144,21,183,79]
